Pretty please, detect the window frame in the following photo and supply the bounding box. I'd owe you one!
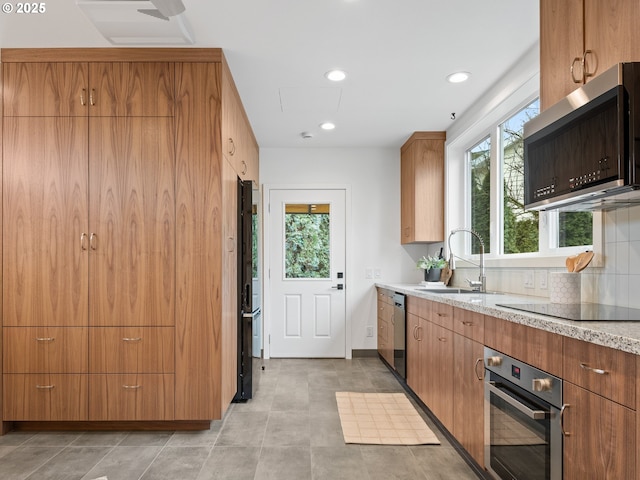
[445,69,603,269]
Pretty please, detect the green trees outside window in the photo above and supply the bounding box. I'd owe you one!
[284,204,330,278]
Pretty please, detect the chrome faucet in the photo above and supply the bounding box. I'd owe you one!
[447,228,486,292]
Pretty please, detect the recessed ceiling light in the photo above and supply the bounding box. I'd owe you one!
[446,71,471,83]
[320,122,336,130]
[325,70,347,82]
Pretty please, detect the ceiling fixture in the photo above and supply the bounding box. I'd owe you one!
[320,122,336,130]
[325,70,347,82]
[446,71,471,83]
[301,131,314,139]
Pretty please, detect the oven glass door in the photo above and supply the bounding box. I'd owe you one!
[486,372,555,480]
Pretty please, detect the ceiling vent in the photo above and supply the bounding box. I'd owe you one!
[77,0,194,45]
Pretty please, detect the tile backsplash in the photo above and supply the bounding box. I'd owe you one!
[451,204,640,308]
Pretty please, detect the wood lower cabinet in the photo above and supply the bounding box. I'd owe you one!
[405,312,421,394]
[452,334,484,468]
[89,374,174,421]
[563,382,635,479]
[377,289,394,367]
[425,322,453,431]
[4,374,88,421]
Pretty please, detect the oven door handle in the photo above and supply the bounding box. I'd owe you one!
[486,381,548,420]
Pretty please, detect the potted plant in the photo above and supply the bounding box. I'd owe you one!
[417,254,447,282]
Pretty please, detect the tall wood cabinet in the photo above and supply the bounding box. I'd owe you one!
[1,48,258,431]
[540,0,640,110]
[400,131,445,244]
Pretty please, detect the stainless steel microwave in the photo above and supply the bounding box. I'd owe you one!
[524,62,640,211]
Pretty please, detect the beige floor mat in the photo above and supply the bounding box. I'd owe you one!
[336,392,440,445]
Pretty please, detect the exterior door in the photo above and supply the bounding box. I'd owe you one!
[268,189,346,358]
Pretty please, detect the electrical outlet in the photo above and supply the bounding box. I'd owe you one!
[539,270,548,289]
[524,270,535,289]
[366,326,374,337]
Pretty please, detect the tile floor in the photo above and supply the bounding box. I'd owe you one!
[0,357,483,480]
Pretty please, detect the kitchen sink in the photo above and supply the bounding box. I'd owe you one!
[414,288,503,295]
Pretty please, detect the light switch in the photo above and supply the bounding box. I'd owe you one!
[524,271,535,289]
[374,268,382,279]
[365,268,373,279]
[539,271,548,289]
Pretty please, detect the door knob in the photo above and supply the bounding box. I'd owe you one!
[331,284,344,290]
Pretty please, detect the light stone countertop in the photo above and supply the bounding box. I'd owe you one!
[376,282,640,356]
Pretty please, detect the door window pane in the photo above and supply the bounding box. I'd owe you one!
[501,99,540,254]
[470,137,491,254]
[284,203,330,278]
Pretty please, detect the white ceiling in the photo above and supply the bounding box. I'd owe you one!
[0,0,540,149]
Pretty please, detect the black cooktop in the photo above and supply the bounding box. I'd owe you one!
[496,303,640,321]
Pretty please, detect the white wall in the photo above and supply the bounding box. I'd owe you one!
[260,147,434,352]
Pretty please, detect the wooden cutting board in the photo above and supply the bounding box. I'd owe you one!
[573,251,594,273]
[440,265,453,285]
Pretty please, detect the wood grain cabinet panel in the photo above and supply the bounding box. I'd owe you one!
[405,312,421,394]
[88,116,175,327]
[3,374,88,421]
[563,382,636,480]
[425,322,453,431]
[563,336,636,409]
[429,301,453,329]
[400,132,445,244]
[89,327,174,374]
[88,62,174,117]
[89,374,174,421]
[2,62,88,116]
[452,307,484,343]
[484,315,563,378]
[3,327,88,373]
[3,117,89,327]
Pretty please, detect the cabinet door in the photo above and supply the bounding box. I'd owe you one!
[427,323,453,431]
[540,0,584,110]
[584,0,640,82]
[406,312,421,394]
[89,117,175,327]
[400,144,416,243]
[3,62,88,116]
[563,382,635,479]
[453,334,485,467]
[4,374,88,421]
[89,63,174,117]
[3,117,89,327]
[4,327,88,373]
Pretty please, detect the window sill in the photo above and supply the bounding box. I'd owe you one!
[455,252,602,269]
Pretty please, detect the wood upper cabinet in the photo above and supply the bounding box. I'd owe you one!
[88,62,174,117]
[540,0,640,110]
[3,117,89,327]
[221,57,259,185]
[88,116,175,327]
[3,62,88,116]
[400,132,445,244]
[563,382,635,480]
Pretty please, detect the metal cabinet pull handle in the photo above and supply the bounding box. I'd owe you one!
[582,50,594,79]
[416,326,422,341]
[36,385,55,389]
[570,57,582,83]
[437,313,448,317]
[80,88,86,106]
[81,233,88,251]
[462,321,474,326]
[474,357,483,381]
[90,88,96,106]
[122,337,142,342]
[228,138,236,156]
[89,233,98,250]
[35,337,55,342]
[241,160,247,175]
[122,384,141,389]
[579,362,608,375]
[560,403,570,436]
[438,337,447,342]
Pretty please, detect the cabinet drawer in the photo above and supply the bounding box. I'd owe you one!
[563,337,635,409]
[89,327,174,373]
[89,374,174,421]
[407,296,429,319]
[484,316,563,378]
[3,374,88,421]
[3,327,88,373]
[430,302,453,328]
[452,308,484,343]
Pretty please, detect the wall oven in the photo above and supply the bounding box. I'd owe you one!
[484,347,562,480]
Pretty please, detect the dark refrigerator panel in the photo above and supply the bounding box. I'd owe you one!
[234,178,253,401]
